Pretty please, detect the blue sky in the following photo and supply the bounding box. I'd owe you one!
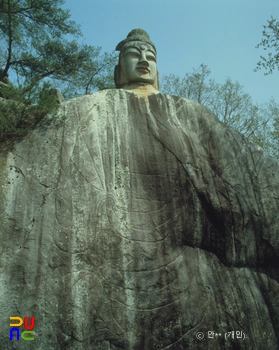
[63,0,278,104]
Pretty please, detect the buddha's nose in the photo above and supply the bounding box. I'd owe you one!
[139,53,149,66]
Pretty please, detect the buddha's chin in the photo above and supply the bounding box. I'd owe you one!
[123,77,155,85]
[119,80,154,88]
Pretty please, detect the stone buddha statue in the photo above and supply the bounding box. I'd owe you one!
[0,29,278,349]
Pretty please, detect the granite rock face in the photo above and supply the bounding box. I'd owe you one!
[0,89,279,349]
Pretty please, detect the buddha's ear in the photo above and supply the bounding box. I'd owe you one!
[114,65,121,88]
[155,70,159,90]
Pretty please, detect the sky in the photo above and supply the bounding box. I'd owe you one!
[63,0,278,104]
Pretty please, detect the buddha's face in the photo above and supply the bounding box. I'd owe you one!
[119,41,157,86]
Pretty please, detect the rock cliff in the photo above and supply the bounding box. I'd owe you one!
[0,89,279,349]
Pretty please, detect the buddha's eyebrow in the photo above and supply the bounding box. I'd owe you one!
[124,46,156,56]
[145,48,156,56]
[124,46,142,54]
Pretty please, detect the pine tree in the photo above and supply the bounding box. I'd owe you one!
[0,0,116,139]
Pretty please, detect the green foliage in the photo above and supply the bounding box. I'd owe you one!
[0,0,81,78]
[0,0,117,139]
[161,64,279,158]
[50,47,117,99]
[255,17,279,75]
[0,81,60,138]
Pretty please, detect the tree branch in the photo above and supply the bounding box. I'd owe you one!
[0,0,13,81]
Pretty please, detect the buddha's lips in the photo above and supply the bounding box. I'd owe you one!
[137,67,150,73]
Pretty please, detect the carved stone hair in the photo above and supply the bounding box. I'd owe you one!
[115,28,157,54]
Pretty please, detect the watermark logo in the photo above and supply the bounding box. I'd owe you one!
[196,330,247,341]
[10,316,35,341]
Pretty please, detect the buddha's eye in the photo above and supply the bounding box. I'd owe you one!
[147,55,156,62]
[127,52,140,58]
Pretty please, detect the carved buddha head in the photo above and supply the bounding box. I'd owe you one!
[114,29,159,90]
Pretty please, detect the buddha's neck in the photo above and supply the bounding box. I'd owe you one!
[119,82,159,98]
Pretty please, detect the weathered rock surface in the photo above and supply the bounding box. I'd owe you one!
[0,89,278,349]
